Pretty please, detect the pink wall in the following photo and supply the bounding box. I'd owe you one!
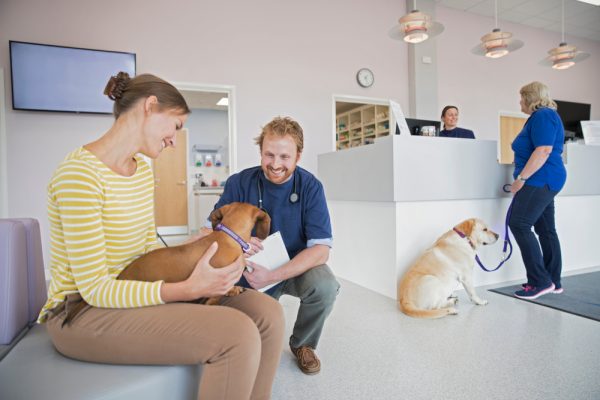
[0,0,598,253]
[0,0,409,239]
[436,6,600,139]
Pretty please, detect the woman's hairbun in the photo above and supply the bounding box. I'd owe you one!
[104,71,131,101]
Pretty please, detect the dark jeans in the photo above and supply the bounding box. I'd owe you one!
[239,264,340,349]
[508,184,562,288]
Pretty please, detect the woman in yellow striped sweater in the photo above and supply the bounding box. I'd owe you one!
[39,72,284,400]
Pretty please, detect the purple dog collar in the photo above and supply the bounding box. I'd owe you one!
[215,223,251,253]
[453,227,475,250]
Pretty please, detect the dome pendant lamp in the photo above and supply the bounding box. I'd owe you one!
[471,0,523,58]
[388,0,444,44]
[541,0,589,70]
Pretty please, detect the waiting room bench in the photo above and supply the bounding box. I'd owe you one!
[0,218,201,400]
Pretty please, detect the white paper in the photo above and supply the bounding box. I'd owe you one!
[246,231,289,292]
[389,100,411,136]
[580,121,600,146]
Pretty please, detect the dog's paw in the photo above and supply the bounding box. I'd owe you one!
[448,307,459,315]
[473,298,488,306]
[225,286,246,297]
[205,297,220,305]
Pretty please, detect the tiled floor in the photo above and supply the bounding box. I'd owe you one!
[272,270,600,400]
[158,233,600,399]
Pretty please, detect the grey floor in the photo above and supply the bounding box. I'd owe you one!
[272,271,600,400]
[162,235,600,399]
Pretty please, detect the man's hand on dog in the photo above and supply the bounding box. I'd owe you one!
[243,261,273,290]
[244,236,264,256]
[184,242,245,299]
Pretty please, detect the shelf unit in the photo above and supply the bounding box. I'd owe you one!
[336,104,390,150]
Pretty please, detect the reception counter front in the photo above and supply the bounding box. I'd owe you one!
[318,134,600,299]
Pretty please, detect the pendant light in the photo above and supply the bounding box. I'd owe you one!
[540,0,589,70]
[471,0,523,58]
[388,0,444,44]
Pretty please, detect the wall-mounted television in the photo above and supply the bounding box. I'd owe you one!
[9,41,136,114]
[554,99,591,140]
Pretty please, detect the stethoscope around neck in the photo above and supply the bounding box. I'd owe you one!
[257,169,299,210]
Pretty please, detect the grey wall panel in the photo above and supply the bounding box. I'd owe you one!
[318,135,600,202]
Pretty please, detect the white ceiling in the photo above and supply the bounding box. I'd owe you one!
[180,90,228,111]
[435,0,600,42]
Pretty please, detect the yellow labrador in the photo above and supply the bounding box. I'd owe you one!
[398,218,499,319]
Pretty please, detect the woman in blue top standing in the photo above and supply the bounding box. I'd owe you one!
[509,81,567,300]
[439,105,475,138]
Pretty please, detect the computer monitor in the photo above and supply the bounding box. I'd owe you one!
[403,118,441,136]
[554,100,591,141]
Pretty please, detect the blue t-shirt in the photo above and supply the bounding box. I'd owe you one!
[439,127,475,139]
[212,166,333,259]
[511,107,566,192]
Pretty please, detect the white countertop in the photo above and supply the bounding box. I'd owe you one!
[193,187,224,195]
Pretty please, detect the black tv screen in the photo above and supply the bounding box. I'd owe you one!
[554,99,591,138]
[9,41,136,114]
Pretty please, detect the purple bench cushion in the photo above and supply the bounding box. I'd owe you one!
[0,220,29,345]
[12,218,47,322]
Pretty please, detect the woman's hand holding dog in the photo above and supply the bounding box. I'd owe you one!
[160,242,245,302]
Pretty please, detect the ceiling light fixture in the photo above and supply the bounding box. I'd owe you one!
[388,0,444,44]
[216,97,228,106]
[541,0,590,70]
[471,0,523,58]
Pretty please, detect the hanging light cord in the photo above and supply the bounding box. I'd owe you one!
[494,0,498,29]
[561,0,565,43]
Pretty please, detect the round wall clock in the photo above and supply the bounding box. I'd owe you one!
[356,68,374,88]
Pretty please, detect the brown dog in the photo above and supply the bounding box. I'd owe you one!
[62,202,270,326]
[398,218,498,319]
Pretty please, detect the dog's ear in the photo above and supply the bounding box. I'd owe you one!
[455,219,475,237]
[209,204,232,230]
[254,208,271,239]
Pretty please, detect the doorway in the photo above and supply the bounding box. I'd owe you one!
[154,82,236,237]
[498,112,527,164]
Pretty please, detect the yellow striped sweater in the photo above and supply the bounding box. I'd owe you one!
[38,147,164,323]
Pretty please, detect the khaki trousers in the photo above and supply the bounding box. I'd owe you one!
[46,290,285,400]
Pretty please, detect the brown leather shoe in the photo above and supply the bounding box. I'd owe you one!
[291,345,321,375]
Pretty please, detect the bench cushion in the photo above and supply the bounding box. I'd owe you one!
[0,220,29,346]
[12,218,47,322]
[0,324,201,400]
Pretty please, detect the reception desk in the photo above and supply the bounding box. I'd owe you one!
[318,135,600,299]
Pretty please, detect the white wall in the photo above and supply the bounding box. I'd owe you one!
[436,6,600,139]
[0,0,598,265]
[0,0,409,258]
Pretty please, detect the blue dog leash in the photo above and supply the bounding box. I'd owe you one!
[462,184,515,272]
[477,198,514,272]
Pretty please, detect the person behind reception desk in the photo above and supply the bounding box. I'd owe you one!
[509,81,566,300]
[439,105,475,139]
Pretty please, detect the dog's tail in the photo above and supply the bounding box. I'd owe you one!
[398,298,455,319]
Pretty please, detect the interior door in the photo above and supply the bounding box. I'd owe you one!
[499,115,527,164]
[154,129,188,234]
